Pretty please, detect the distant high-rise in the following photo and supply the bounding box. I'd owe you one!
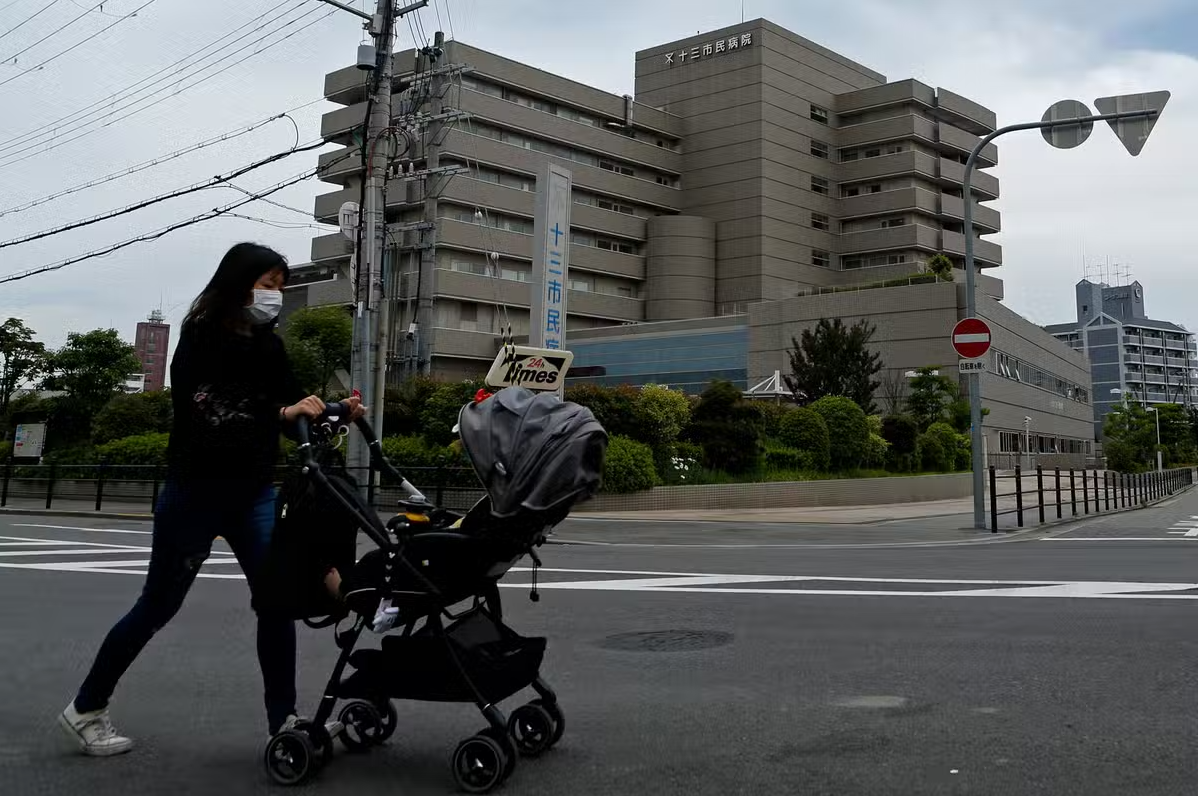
[134,309,170,392]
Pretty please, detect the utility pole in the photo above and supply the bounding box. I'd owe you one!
[321,0,428,483]
[415,30,446,376]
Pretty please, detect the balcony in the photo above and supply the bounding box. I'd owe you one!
[935,88,997,135]
[837,150,939,184]
[434,268,642,322]
[838,187,939,220]
[940,194,1001,233]
[936,122,998,167]
[936,158,1000,200]
[941,230,1003,266]
[311,233,353,264]
[835,79,937,116]
[839,223,941,255]
[836,114,936,148]
[438,218,646,281]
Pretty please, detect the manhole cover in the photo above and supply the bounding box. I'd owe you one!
[597,629,733,652]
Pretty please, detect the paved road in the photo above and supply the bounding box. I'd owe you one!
[1,490,1196,795]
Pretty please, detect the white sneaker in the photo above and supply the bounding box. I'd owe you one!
[59,701,134,757]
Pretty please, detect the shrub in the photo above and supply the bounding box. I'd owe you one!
[778,407,831,471]
[382,376,441,438]
[764,443,815,472]
[601,435,658,493]
[686,381,763,474]
[810,395,869,471]
[381,435,457,471]
[917,422,960,472]
[419,380,486,446]
[92,391,173,445]
[0,441,10,461]
[660,441,703,485]
[865,432,890,469]
[750,401,793,440]
[954,432,971,471]
[635,383,692,478]
[564,383,645,439]
[95,432,170,467]
[881,414,920,472]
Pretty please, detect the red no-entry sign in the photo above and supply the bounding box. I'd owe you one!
[952,317,992,360]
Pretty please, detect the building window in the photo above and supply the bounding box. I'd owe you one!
[881,217,905,228]
[599,160,634,177]
[596,197,635,215]
[596,237,637,255]
[810,105,829,124]
[617,286,633,297]
[569,277,592,292]
[810,140,829,159]
[840,149,859,163]
[459,302,478,331]
[811,176,830,196]
[842,185,860,198]
[885,143,906,155]
[864,147,882,159]
[655,174,677,187]
[812,249,831,268]
[811,212,829,232]
[868,184,883,193]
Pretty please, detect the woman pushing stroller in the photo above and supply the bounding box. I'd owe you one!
[58,242,365,756]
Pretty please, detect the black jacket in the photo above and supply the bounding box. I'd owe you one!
[166,320,305,487]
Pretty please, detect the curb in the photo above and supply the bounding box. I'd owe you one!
[0,507,153,521]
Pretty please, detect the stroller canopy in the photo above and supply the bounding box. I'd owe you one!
[457,387,608,519]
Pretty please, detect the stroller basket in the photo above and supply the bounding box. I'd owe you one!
[338,608,546,705]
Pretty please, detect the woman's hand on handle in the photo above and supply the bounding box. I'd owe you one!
[341,395,367,422]
[281,395,325,423]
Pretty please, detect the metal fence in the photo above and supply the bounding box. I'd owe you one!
[0,459,485,514]
[986,465,1194,533]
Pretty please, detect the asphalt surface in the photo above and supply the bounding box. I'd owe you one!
[1,491,1197,796]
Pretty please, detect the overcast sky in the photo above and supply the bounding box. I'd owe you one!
[0,0,1195,367]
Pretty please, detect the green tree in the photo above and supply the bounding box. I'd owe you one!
[881,414,920,471]
[918,422,961,472]
[382,376,441,438]
[686,380,763,474]
[0,318,47,414]
[905,367,959,431]
[281,306,353,398]
[777,406,831,471]
[1103,402,1155,472]
[92,391,173,445]
[783,318,883,414]
[419,379,487,446]
[926,253,954,282]
[809,395,870,471]
[43,329,141,411]
[564,383,645,439]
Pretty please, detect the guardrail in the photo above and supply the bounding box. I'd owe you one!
[986,465,1194,533]
[0,459,484,513]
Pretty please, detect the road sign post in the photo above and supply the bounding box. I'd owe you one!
[961,91,1169,530]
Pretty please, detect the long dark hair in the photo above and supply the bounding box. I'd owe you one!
[184,242,289,331]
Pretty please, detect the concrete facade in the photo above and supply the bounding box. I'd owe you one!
[292,18,1002,378]
[1046,280,1198,439]
[568,281,1095,466]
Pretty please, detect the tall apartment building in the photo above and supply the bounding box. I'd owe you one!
[296,18,1003,379]
[132,309,170,392]
[1046,280,1198,438]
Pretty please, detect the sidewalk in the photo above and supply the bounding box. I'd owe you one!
[574,498,977,525]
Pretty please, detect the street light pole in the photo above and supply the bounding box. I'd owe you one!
[1148,406,1162,471]
[963,105,1163,530]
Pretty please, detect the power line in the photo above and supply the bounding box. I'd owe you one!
[218,180,314,218]
[0,2,324,167]
[0,165,338,286]
[0,0,62,47]
[0,0,155,89]
[222,211,332,230]
[0,139,328,251]
[0,0,321,165]
[1,0,104,65]
[0,104,318,219]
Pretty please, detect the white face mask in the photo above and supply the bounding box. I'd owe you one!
[247,289,283,324]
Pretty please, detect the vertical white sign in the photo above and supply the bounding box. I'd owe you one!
[529,162,572,352]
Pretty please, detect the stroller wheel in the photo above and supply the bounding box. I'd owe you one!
[532,699,565,748]
[264,730,317,786]
[508,703,554,757]
[374,699,399,743]
[451,734,510,794]
[291,719,334,766]
[338,701,385,752]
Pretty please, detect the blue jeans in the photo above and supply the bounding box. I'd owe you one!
[74,480,297,734]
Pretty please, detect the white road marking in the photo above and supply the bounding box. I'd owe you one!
[1168,529,1198,537]
[1041,537,1198,542]
[4,561,1197,601]
[13,523,151,535]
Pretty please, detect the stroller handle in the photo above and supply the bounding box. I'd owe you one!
[294,405,429,504]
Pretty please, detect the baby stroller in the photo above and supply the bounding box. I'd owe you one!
[259,387,607,793]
